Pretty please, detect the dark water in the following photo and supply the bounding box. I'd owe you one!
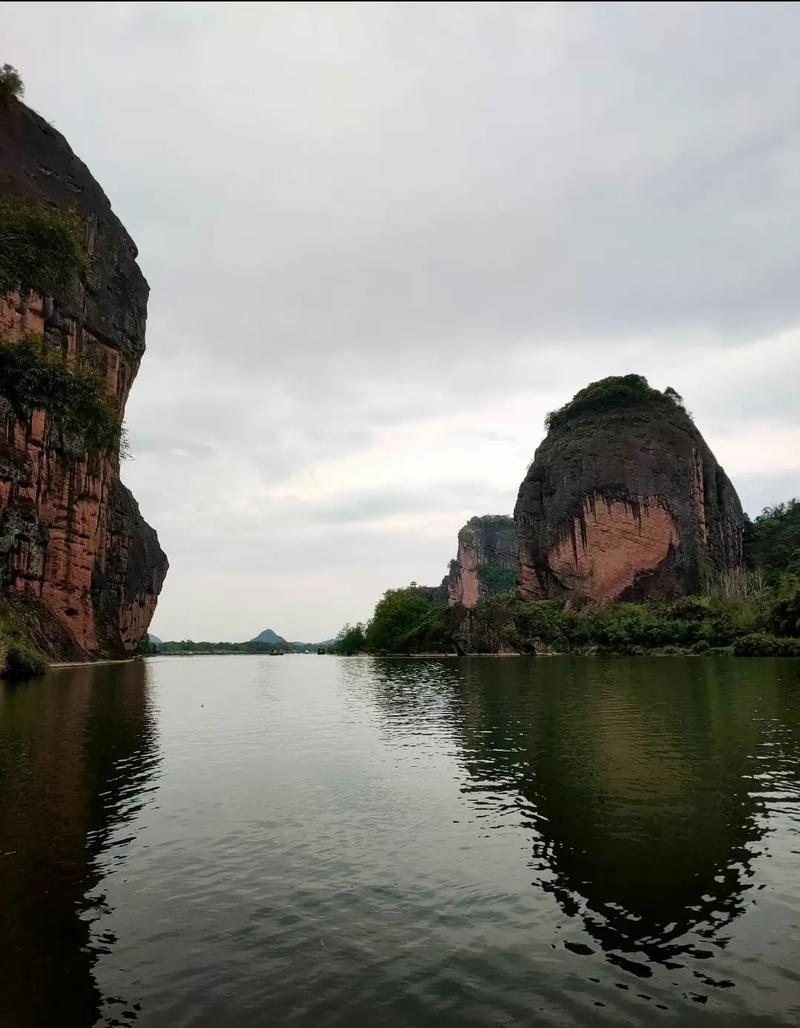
[2,657,800,1027]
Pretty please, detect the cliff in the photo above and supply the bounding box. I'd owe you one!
[446,515,518,607]
[514,376,743,604]
[0,97,167,660]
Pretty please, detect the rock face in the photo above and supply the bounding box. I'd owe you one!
[0,98,167,658]
[514,376,743,604]
[447,515,518,607]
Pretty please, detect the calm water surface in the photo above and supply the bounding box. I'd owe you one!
[1,655,800,1027]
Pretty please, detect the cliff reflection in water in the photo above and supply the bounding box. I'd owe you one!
[0,662,160,1028]
[370,656,800,986]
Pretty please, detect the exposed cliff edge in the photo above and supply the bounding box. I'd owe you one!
[514,375,743,605]
[446,515,517,608]
[0,96,167,661]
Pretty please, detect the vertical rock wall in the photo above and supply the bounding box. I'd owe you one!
[0,99,167,658]
[447,515,518,608]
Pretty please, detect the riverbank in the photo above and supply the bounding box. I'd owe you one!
[330,582,800,658]
[49,658,137,669]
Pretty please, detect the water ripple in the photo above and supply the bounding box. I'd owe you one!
[1,654,799,1026]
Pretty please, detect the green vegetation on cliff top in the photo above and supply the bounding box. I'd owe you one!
[545,374,687,431]
[0,64,23,105]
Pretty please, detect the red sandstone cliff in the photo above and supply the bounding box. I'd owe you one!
[446,515,518,608]
[514,376,743,604]
[0,98,167,658]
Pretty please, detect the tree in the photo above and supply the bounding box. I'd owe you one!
[745,499,800,575]
[772,574,800,637]
[0,195,88,297]
[331,623,366,655]
[0,64,23,104]
[364,587,448,653]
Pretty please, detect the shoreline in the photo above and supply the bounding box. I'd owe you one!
[49,658,137,669]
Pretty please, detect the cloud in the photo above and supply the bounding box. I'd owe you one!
[4,2,800,637]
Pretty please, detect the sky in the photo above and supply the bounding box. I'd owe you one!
[3,2,800,641]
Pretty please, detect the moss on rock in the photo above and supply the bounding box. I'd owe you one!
[0,604,48,679]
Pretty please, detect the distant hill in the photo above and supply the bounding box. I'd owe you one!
[148,633,162,645]
[251,629,338,651]
[251,628,287,646]
[146,629,340,655]
[150,628,339,654]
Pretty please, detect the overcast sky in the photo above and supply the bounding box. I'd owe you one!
[4,2,800,641]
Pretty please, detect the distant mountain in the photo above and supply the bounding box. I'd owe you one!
[149,633,162,645]
[251,628,287,646]
[150,628,339,655]
[248,629,338,651]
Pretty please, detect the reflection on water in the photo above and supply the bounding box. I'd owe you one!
[465,661,796,973]
[1,655,800,1027]
[367,656,800,1018]
[0,662,159,1028]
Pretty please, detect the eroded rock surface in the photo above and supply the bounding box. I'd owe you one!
[0,99,167,657]
[514,378,743,604]
[447,515,518,608]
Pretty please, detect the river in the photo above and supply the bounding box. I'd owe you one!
[1,655,799,1026]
